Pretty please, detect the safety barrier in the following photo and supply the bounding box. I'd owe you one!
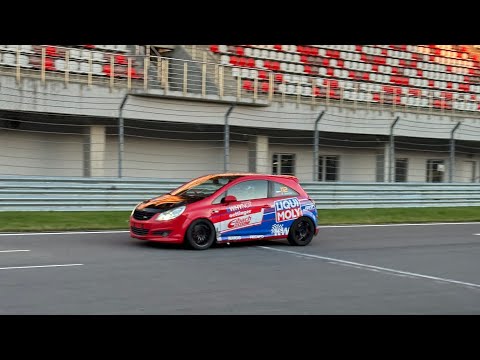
[2,176,480,211]
[301,182,480,208]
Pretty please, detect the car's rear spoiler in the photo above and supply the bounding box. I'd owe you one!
[278,175,299,182]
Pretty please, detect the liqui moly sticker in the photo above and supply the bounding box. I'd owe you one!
[274,197,302,223]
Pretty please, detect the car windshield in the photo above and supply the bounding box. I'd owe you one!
[171,175,242,198]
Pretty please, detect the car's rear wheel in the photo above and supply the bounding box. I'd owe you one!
[287,217,315,246]
[185,219,216,250]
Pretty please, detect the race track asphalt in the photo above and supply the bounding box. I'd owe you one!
[0,223,479,314]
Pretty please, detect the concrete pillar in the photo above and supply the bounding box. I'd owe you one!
[248,135,269,174]
[84,125,106,177]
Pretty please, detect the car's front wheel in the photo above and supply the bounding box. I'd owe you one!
[185,219,216,250]
[287,217,315,246]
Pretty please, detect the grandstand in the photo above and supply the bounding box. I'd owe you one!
[208,45,480,112]
[0,44,479,183]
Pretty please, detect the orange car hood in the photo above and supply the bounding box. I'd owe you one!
[136,194,185,210]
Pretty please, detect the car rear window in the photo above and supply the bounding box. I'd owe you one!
[270,181,299,197]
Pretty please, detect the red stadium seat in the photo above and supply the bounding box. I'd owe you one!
[243,80,253,91]
[44,57,55,71]
[45,46,57,57]
[115,55,127,65]
[229,56,238,66]
[103,64,112,76]
[260,82,269,93]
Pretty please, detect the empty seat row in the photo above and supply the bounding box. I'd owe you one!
[231,65,477,93]
[0,52,143,79]
[28,46,134,65]
[242,80,480,110]
[232,66,480,92]
[240,76,480,99]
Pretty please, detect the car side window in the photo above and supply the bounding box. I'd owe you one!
[270,181,299,197]
[212,191,226,204]
[227,180,268,201]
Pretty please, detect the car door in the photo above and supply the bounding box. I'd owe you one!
[212,179,270,241]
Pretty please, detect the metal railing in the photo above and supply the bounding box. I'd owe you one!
[1,176,480,211]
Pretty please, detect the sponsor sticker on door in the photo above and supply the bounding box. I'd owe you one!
[216,208,264,233]
[274,197,302,223]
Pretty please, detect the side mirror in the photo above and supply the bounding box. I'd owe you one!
[223,195,237,204]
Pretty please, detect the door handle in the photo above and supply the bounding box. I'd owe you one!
[211,209,220,213]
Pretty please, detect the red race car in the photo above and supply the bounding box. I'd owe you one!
[130,173,319,250]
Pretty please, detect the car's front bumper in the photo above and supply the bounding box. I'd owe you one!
[129,215,187,243]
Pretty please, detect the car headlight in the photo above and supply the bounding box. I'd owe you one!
[155,206,186,221]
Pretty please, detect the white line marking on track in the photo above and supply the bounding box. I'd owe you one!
[259,246,480,289]
[0,264,84,271]
[320,222,480,228]
[0,231,129,236]
[0,224,478,236]
[0,250,30,253]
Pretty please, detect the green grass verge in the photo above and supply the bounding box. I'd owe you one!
[0,207,480,232]
[318,207,480,225]
[0,211,132,232]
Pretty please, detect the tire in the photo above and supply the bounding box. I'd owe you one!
[287,217,315,246]
[185,219,216,250]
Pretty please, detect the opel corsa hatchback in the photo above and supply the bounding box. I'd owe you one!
[130,173,320,250]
